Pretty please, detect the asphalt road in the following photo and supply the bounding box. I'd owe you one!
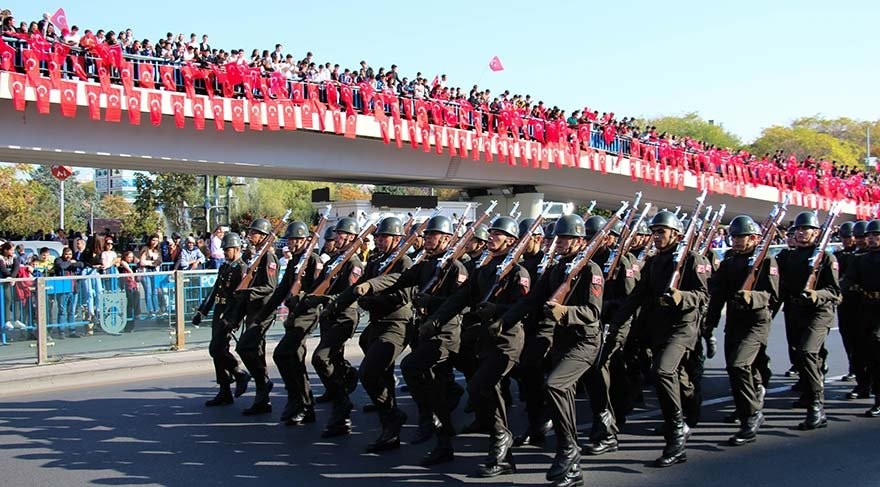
[1,317,878,487]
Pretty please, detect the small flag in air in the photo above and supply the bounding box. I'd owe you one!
[489,56,504,72]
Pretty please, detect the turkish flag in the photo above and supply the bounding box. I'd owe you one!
[388,94,401,124]
[138,62,155,90]
[160,65,176,91]
[59,80,78,118]
[291,82,305,104]
[192,97,205,130]
[171,93,186,128]
[70,55,88,81]
[148,91,162,126]
[127,88,142,125]
[22,49,40,86]
[345,111,358,139]
[50,8,70,33]
[34,77,51,114]
[408,123,418,149]
[379,120,391,145]
[488,56,504,72]
[269,72,288,99]
[434,126,444,155]
[265,101,280,131]
[301,102,314,129]
[96,59,112,94]
[107,44,123,68]
[332,111,343,135]
[119,61,134,95]
[85,83,102,120]
[280,100,296,130]
[326,82,339,109]
[340,83,353,110]
[402,98,413,120]
[230,99,245,132]
[181,64,196,99]
[105,86,122,122]
[249,101,263,131]
[211,98,225,131]
[421,127,431,152]
[394,123,403,149]
[49,44,70,89]
[0,38,15,71]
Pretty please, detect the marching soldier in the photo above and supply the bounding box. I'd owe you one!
[307,217,365,437]
[843,219,880,417]
[583,215,638,456]
[704,216,779,445]
[359,215,468,465]
[610,210,709,467]
[251,221,322,425]
[837,221,870,399]
[319,226,338,262]
[427,216,529,478]
[777,211,841,429]
[463,223,489,263]
[336,217,413,453]
[222,218,280,416]
[502,214,604,487]
[192,232,251,406]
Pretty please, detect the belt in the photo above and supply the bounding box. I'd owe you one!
[216,297,227,304]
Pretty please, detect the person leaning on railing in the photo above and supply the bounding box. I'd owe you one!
[138,234,162,319]
[52,246,85,337]
[0,241,23,332]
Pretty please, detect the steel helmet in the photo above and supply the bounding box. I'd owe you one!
[793,211,820,230]
[554,214,586,238]
[518,218,544,238]
[334,217,359,235]
[838,221,855,238]
[424,215,454,235]
[636,220,650,236]
[375,216,405,236]
[728,215,761,237]
[488,216,518,238]
[584,216,607,240]
[853,220,869,237]
[284,221,309,239]
[472,223,489,242]
[866,219,880,234]
[649,211,683,233]
[323,226,336,241]
[248,218,273,235]
[221,233,242,249]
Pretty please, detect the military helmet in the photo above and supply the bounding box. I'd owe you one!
[838,221,855,238]
[554,214,586,238]
[544,221,556,237]
[518,218,544,238]
[636,220,650,236]
[853,220,869,238]
[323,226,336,241]
[649,210,683,233]
[424,215,454,235]
[728,215,761,237]
[221,232,242,249]
[584,216,607,239]
[793,211,820,230]
[248,218,273,235]
[610,220,624,237]
[472,223,489,242]
[375,216,405,236]
[284,221,309,240]
[866,219,880,235]
[489,216,518,238]
[334,217,359,235]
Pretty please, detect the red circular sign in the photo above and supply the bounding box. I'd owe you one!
[50,165,73,181]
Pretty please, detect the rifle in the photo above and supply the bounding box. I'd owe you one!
[635,240,655,270]
[420,200,498,294]
[445,204,474,249]
[689,205,713,250]
[549,202,629,305]
[480,203,552,303]
[697,204,726,257]
[667,190,708,290]
[672,206,682,217]
[311,218,378,296]
[509,201,521,219]
[379,207,442,275]
[402,207,421,235]
[288,205,332,296]
[537,236,558,279]
[605,197,651,280]
[620,203,652,257]
[742,199,789,291]
[582,200,597,218]
[803,201,842,292]
[236,209,292,291]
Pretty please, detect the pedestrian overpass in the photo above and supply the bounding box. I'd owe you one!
[0,71,859,218]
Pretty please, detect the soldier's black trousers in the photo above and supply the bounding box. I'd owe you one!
[653,342,694,422]
[358,321,406,417]
[793,321,830,405]
[512,334,552,428]
[208,304,240,385]
[547,339,600,442]
[725,321,771,418]
[311,313,357,408]
[468,348,515,437]
[401,339,454,434]
[273,309,319,406]
[236,320,271,386]
[586,337,626,435]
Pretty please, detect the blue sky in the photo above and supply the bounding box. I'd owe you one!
[7,0,880,143]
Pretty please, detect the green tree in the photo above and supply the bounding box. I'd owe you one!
[132,172,199,234]
[639,112,743,149]
[790,116,877,167]
[0,165,52,235]
[748,126,862,168]
[28,165,94,232]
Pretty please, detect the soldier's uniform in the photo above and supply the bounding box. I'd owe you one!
[365,215,468,465]
[836,221,870,399]
[251,221,322,425]
[504,214,603,486]
[842,219,880,417]
[777,212,841,429]
[224,218,280,416]
[705,216,780,445]
[309,217,365,437]
[583,216,638,455]
[428,216,528,478]
[337,217,413,453]
[611,210,709,467]
[194,233,250,406]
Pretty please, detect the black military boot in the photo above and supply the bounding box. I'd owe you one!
[286,404,316,425]
[585,409,619,455]
[547,433,580,481]
[421,433,455,466]
[233,369,251,398]
[411,414,440,445]
[846,386,870,400]
[866,397,880,418]
[514,418,552,447]
[477,429,515,478]
[322,396,353,437]
[729,411,764,446]
[552,461,584,487]
[242,380,273,416]
[654,413,688,467]
[365,409,408,453]
[279,396,300,423]
[205,385,233,407]
[797,400,827,430]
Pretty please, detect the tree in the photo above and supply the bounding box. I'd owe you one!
[132,172,199,234]
[28,165,94,232]
[639,112,743,149]
[0,165,52,236]
[790,116,877,167]
[748,126,862,168]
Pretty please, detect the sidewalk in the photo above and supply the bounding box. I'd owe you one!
[0,335,367,398]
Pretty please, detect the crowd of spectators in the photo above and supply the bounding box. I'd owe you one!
[1,8,878,204]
